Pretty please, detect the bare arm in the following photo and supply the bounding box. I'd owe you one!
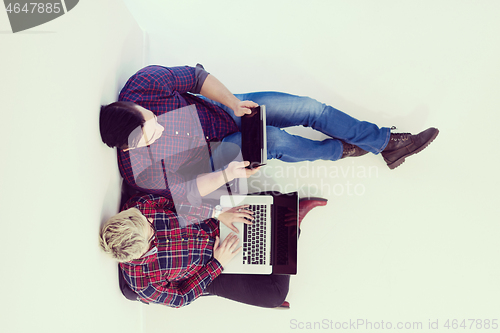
[196,161,260,197]
[195,73,261,196]
[200,74,258,117]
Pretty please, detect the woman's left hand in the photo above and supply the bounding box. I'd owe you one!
[217,205,254,233]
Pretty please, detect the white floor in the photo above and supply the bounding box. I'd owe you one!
[2,1,500,332]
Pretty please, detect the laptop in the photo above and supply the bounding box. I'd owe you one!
[241,105,267,169]
[219,192,299,275]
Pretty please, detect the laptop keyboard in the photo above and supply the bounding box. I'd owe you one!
[242,204,268,265]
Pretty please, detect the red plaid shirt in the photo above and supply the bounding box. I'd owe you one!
[119,194,222,307]
[117,65,238,207]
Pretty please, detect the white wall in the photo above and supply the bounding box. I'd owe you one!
[2,1,499,333]
[123,1,500,333]
[1,1,146,332]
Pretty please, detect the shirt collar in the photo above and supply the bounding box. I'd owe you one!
[128,247,158,265]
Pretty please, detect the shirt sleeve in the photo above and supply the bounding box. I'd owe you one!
[177,202,214,220]
[134,162,195,204]
[192,63,210,94]
[150,194,214,220]
[119,64,209,103]
[137,259,222,307]
[130,157,205,209]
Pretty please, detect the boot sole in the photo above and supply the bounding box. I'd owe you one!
[299,197,328,202]
[386,128,439,170]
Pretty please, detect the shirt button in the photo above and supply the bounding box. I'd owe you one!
[187,132,190,136]
[206,136,209,140]
[175,131,179,135]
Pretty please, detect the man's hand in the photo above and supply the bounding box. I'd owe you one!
[217,205,254,233]
[199,74,258,117]
[213,234,242,267]
[233,100,259,117]
[197,161,259,197]
[224,161,260,180]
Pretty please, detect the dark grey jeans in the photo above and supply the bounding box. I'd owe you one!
[205,273,290,308]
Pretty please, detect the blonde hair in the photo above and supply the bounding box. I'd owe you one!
[99,208,150,262]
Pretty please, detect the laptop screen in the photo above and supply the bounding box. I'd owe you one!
[241,105,267,169]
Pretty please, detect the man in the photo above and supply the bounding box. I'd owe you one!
[100,64,438,207]
[99,193,290,308]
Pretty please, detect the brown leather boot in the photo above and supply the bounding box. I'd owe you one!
[382,127,439,169]
[341,141,368,159]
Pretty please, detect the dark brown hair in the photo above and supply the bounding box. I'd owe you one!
[99,101,145,148]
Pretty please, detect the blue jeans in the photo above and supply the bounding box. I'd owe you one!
[202,92,390,163]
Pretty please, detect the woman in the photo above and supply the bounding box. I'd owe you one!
[99,193,291,308]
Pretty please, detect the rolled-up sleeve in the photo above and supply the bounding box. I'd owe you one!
[192,63,210,94]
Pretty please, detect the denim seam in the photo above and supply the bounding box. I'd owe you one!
[375,127,391,154]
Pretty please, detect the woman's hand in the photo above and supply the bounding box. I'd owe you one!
[213,234,242,267]
[233,100,259,117]
[217,205,254,233]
